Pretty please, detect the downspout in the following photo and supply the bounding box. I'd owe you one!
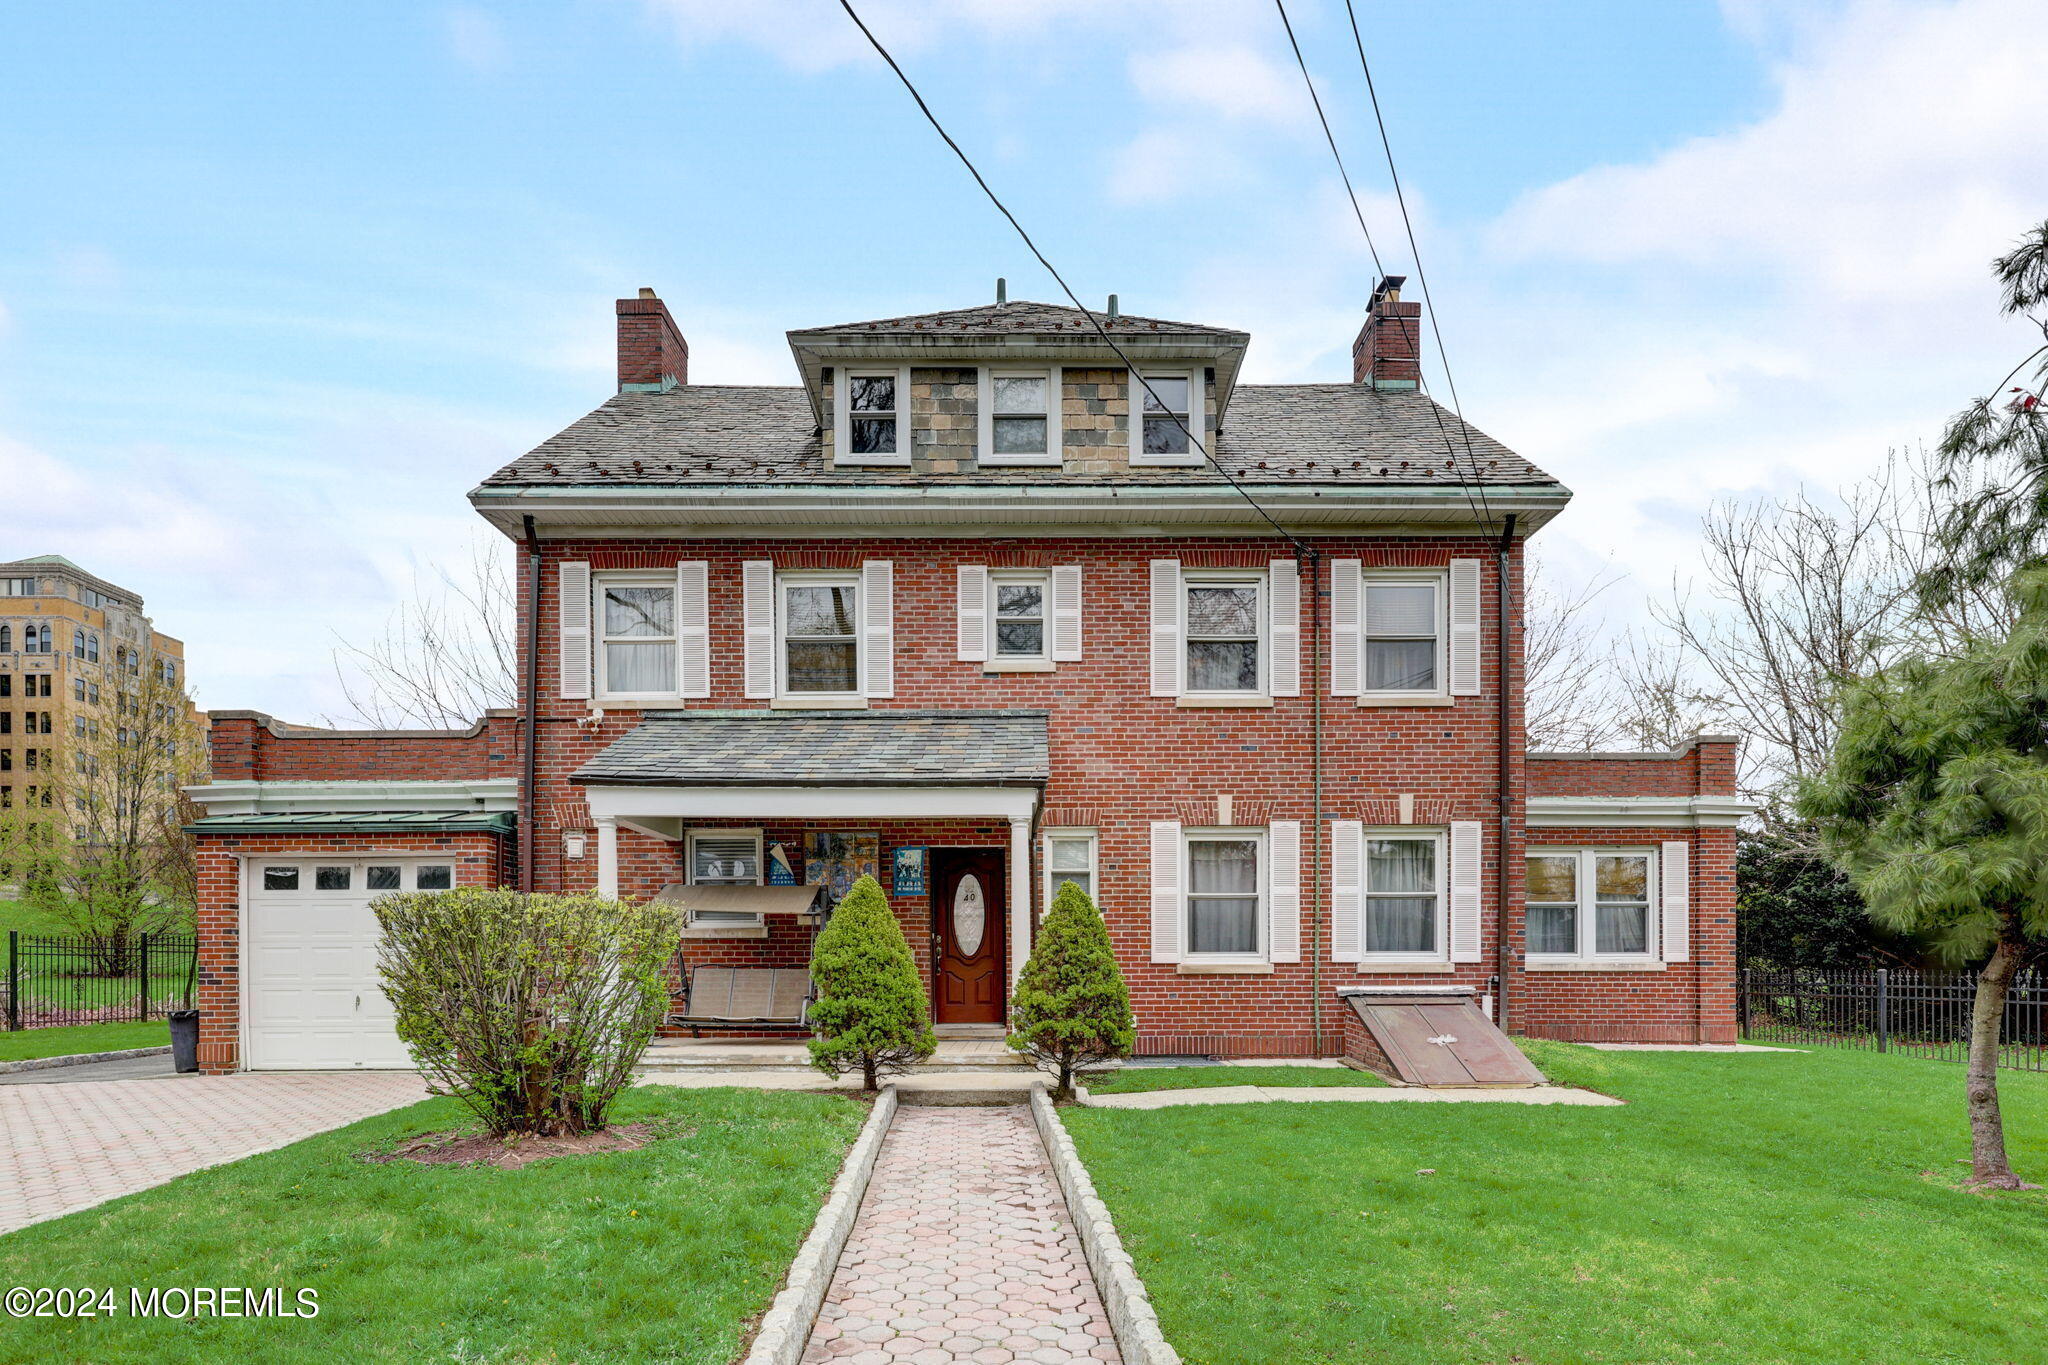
[1301,543,1325,1055]
[1494,513,1518,1029]
[520,515,542,893]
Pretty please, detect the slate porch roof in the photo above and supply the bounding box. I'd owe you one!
[572,710,1051,788]
[482,383,1554,488]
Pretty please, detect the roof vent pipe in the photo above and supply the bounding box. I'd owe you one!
[1107,293,1119,320]
[995,277,1007,305]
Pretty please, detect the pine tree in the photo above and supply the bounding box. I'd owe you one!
[1007,879,1133,1100]
[807,874,935,1091]
[1799,570,2048,1189]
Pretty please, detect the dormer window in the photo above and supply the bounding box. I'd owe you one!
[1130,368,1205,467]
[833,366,913,467]
[978,368,1061,466]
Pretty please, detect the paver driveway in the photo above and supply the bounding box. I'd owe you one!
[0,1072,427,1234]
[803,1105,1119,1364]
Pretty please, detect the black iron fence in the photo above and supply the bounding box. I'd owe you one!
[1741,967,2048,1073]
[3,931,197,1030]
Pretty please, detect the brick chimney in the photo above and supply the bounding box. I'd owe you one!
[616,287,689,392]
[1352,275,1420,390]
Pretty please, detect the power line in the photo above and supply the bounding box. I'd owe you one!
[835,0,1308,554]
[1272,0,1496,536]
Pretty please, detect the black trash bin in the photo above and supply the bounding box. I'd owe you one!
[168,1010,200,1073]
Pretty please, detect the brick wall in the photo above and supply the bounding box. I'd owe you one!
[206,710,521,782]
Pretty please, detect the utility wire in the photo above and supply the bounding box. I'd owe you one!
[836,0,1309,554]
[1272,0,1496,536]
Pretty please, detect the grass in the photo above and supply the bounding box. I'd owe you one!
[1087,1065,1388,1094]
[0,1020,169,1063]
[0,1084,867,1364]
[1064,1041,2048,1364]
[0,897,61,934]
[0,900,196,1020]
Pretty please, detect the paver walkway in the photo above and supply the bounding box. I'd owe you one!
[0,1072,427,1234]
[803,1105,1119,1364]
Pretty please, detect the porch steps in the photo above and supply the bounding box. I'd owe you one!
[639,1038,1033,1075]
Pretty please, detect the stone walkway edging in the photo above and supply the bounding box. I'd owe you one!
[1029,1086,1182,1365]
[741,1086,900,1365]
[0,1045,171,1075]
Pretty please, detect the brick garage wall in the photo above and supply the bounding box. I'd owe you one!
[207,710,522,783]
[529,532,1524,1057]
[1527,735,1738,799]
[194,831,507,1073]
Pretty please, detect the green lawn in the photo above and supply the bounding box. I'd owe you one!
[0,1020,168,1063]
[0,897,60,934]
[1064,1041,2048,1364]
[1088,1065,1388,1094]
[0,1084,867,1364]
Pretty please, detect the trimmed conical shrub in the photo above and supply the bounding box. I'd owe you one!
[1008,879,1134,1099]
[807,874,935,1090]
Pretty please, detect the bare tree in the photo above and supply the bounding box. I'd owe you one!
[1522,551,1625,751]
[332,534,518,728]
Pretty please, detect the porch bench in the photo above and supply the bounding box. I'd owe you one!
[669,964,816,1036]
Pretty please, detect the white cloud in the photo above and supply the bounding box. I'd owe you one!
[1129,43,1312,128]
[632,0,1105,73]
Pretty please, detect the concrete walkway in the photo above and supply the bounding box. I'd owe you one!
[1081,1083,1621,1110]
[0,1072,428,1234]
[802,1105,1119,1364]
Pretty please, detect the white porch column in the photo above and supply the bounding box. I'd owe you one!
[1009,816,1032,987]
[595,816,619,900]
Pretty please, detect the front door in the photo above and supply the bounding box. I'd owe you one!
[930,848,1005,1024]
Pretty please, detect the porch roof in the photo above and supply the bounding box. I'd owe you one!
[572,709,1050,789]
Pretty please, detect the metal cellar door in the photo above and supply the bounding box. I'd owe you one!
[1339,987,1547,1087]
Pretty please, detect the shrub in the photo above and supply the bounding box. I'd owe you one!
[374,888,681,1137]
[1008,879,1133,1099]
[807,874,934,1090]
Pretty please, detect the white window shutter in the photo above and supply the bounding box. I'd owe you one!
[862,560,894,698]
[1331,559,1361,697]
[677,561,709,698]
[1268,558,1300,697]
[557,561,591,700]
[1050,565,1083,661]
[1661,840,1692,962]
[1449,558,1482,697]
[1449,821,1483,963]
[1150,820,1183,963]
[956,565,990,662]
[742,560,774,699]
[1331,819,1362,962]
[1268,819,1301,962]
[1149,559,1183,697]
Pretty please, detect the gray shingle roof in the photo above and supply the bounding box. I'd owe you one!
[483,384,1554,488]
[789,300,1242,339]
[573,710,1050,788]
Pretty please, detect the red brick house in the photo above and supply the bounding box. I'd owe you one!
[186,282,1747,1073]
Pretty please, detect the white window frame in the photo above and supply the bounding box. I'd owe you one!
[1361,569,1449,701]
[1361,827,1449,963]
[1043,828,1099,913]
[978,366,1062,467]
[594,572,680,701]
[1183,826,1267,963]
[1182,569,1267,699]
[1525,847,1660,964]
[685,828,766,929]
[989,568,1052,665]
[1129,366,1205,468]
[833,365,913,468]
[776,571,864,702]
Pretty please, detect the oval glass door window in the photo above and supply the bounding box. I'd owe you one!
[953,874,986,958]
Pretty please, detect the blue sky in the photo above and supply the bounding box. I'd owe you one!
[4,0,2044,719]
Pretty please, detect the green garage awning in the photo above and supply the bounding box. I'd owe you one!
[186,811,516,835]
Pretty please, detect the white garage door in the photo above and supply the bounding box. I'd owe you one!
[244,858,454,1070]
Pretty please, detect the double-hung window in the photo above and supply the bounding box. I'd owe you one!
[598,578,676,698]
[1131,368,1204,466]
[980,369,1058,465]
[1364,575,1444,695]
[1044,830,1098,909]
[1185,574,1264,695]
[1363,831,1446,960]
[1526,850,1655,961]
[1185,831,1264,959]
[834,367,912,467]
[993,571,1048,662]
[686,829,765,928]
[780,575,861,698]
